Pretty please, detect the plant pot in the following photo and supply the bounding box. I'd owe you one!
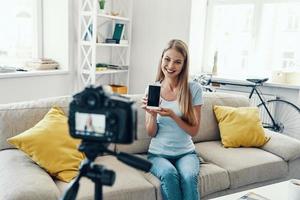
[99,1,105,10]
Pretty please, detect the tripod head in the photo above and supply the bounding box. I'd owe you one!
[61,141,152,200]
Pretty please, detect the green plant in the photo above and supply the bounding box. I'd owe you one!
[99,0,105,10]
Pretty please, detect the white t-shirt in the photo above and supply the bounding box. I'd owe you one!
[148,81,203,156]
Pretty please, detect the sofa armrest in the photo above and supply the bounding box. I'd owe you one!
[261,129,300,161]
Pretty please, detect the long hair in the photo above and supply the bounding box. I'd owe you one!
[155,39,196,125]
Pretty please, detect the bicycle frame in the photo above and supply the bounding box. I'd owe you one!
[248,86,278,130]
[210,80,278,130]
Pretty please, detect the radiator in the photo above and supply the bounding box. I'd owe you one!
[215,89,277,123]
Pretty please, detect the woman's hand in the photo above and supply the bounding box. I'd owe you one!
[141,96,158,117]
[155,108,175,118]
[142,96,159,137]
[141,96,174,118]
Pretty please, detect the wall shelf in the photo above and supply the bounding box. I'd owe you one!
[97,14,130,22]
[95,69,128,75]
[78,0,132,90]
[81,41,129,47]
[81,12,130,22]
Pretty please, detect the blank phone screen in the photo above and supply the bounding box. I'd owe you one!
[147,85,161,107]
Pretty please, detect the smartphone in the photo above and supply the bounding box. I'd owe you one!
[147,85,161,110]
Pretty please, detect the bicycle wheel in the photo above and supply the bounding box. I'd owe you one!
[257,99,300,139]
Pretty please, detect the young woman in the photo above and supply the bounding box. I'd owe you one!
[142,39,203,200]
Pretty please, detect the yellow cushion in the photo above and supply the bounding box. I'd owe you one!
[7,106,85,182]
[213,105,269,148]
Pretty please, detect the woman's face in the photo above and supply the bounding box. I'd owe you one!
[161,48,185,79]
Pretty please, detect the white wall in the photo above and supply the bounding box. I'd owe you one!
[0,75,72,103]
[0,0,76,104]
[129,0,192,94]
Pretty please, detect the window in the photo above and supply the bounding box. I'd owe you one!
[203,0,300,77]
[0,0,42,67]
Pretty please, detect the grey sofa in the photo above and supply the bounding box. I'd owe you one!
[1,92,300,200]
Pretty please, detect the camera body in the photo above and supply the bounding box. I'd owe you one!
[68,86,137,144]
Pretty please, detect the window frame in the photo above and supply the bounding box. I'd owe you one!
[0,0,43,66]
[202,0,300,76]
[33,0,44,59]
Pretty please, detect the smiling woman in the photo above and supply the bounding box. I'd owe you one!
[142,39,203,200]
[0,0,42,67]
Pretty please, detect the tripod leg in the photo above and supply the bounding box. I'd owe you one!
[61,178,80,200]
[95,181,103,200]
[61,159,91,200]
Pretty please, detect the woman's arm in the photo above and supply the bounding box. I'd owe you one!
[156,105,201,137]
[141,96,158,137]
[145,112,158,137]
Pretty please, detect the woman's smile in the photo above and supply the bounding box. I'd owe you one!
[164,67,176,74]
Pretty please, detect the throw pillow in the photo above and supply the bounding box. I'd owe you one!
[213,105,269,148]
[7,106,85,182]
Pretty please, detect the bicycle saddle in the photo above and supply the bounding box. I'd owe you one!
[246,78,269,84]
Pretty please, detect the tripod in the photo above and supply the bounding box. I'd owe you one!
[61,141,152,200]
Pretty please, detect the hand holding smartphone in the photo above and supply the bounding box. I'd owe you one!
[146,85,161,110]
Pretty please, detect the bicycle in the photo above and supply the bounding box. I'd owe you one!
[193,74,300,136]
[193,74,214,92]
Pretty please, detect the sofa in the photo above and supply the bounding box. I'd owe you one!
[1,92,300,200]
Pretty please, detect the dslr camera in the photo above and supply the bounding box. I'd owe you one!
[68,85,137,144]
[62,86,151,200]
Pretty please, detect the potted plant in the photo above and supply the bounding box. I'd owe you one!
[99,0,105,13]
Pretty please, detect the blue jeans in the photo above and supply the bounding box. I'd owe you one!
[148,151,200,200]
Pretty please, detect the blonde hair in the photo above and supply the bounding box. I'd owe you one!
[155,39,196,125]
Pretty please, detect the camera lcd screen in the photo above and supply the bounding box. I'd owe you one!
[147,85,161,107]
[75,112,106,136]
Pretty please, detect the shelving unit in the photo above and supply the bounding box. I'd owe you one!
[78,0,132,92]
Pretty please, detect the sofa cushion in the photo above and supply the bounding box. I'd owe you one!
[199,162,230,197]
[262,129,300,161]
[0,149,60,200]
[116,94,152,154]
[195,141,288,189]
[193,92,250,143]
[213,106,269,148]
[7,106,85,182]
[56,155,156,200]
[0,96,71,150]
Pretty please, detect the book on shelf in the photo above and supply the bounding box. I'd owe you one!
[104,39,128,45]
[84,24,93,41]
[96,63,108,71]
[84,24,108,43]
[96,63,109,68]
[107,66,122,70]
[104,23,125,44]
[237,192,270,200]
[105,38,118,44]
[112,23,124,43]
[96,64,128,72]
[96,67,108,72]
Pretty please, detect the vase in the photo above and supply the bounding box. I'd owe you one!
[99,1,105,14]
